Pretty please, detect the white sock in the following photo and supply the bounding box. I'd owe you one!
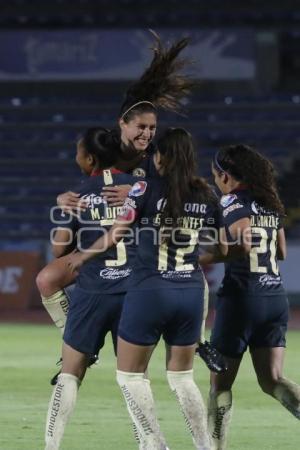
[116,370,167,450]
[273,377,300,419]
[45,373,80,450]
[208,390,232,450]
[167,370,211,450]
[42,290,69,334]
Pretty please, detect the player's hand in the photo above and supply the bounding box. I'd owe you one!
[67,252,85,274]
[101,185,132,206]
[57,191,88,215]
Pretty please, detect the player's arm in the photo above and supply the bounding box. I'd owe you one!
[227,217,252,257]
[277,227,287,260]
[51,227,76,258]
[57,191,88,214]
[67,180,147,272]
[67,215,134,272]
[101,185,133,206]
[198,227,227,265]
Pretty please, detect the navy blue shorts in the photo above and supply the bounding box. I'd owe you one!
[211,293,289,359]
[118,287,204,346]
[64,286,124,357]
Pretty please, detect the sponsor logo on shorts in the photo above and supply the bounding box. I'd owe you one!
[220,194,237,207]
[99,268,132,280]
[129,181,147,197]
[160,270,193,279]
[259,274,282,286]
[223,203,243,217]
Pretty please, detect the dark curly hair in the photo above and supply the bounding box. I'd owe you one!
[214,144,285,215]
[158,128,217,228]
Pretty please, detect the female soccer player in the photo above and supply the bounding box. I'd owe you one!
[203,144,300,450]
[68,128,224,449]
[36,31,193,339]
[44,126,140,450]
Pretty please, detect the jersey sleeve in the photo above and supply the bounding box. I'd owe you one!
[220,193,251,227]
[117,180,148,223]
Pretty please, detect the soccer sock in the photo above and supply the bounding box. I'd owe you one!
[45,373,80,450]
[207,390,232,450]
[42,290,69,334]
[167,370,211,450]
[199,278,209,344]
[273,377,300,419]
[116,370,167,450]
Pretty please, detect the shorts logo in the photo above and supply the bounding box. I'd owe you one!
[223,203,243,217]
[129,181,147,197]
[132,168,146,178]
[221,194,237,207]
[259,274,282,286]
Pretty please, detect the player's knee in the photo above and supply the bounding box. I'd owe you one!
[36,266,58,297]
[116,370,144,388]
[36,268,50,295]
[210,375,233,393]
[257,375,280,396]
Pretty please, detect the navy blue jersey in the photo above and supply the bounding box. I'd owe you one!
[53,170,137,293]
[118,178,220,290]
[219,189,285,295]
[131,143,158,178]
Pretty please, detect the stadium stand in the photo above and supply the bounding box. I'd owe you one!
[0,86,299,240]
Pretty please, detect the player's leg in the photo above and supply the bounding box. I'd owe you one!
[164,287,211,449]
[44,342,88,450]
[208,357,241,450]
[117,289,170,449]
[36,255,76,334]
[166,344,211,450]
[208,293,246,450]
[251,347,300,419]
[195,277,227,373]
[117,337,168,450]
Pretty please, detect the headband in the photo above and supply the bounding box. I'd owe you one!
[214,151,225,173]
[121,101,156,119]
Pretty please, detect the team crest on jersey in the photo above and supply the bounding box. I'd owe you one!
[220,194,237,207]
[129,181,147,197]
[132,167,146,178]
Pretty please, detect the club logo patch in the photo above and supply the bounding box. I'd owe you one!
[132,168,146,178]
[220,194,237,208]
[129,181,147,197]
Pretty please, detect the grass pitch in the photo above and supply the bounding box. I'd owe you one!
[0,323,299,450]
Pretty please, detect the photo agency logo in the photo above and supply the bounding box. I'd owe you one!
[49,206,255,252]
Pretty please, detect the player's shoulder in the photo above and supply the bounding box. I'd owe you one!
[113,172,137,185]
[220,190,251,208]
[220,190,251,220]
